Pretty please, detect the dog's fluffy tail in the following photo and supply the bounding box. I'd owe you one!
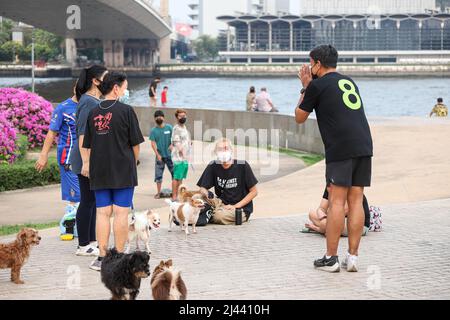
[178,184,188,196]
[165,199,174,206]
[152,269,187,300]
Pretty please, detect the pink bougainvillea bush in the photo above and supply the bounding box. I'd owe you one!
[0,88,53,149]
[0,113,17,164]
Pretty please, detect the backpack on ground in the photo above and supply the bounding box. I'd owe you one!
[59,203,79,240]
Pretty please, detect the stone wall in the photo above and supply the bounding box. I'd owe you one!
[133,107,325,155]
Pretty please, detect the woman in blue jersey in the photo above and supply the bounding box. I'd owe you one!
[36,85,81,216]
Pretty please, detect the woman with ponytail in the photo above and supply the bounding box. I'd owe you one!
[69,65,108,258]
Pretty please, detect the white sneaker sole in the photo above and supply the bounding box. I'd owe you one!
[89,265,101,272]
[76,252,99,257]
[315,263,341,273]
[346,263,358,272]
[76,249,99,257]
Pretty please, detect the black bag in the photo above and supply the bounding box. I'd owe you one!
[172,203,214,227]
[196,203,214,226]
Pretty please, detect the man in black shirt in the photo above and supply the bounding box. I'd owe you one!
[149,77,161,108]
[296,45,373,273]
[197,138,258,225]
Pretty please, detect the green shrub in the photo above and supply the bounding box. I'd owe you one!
[14,134,29,161]
[0,157,60,192]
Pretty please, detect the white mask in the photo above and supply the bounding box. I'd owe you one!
[216,151,233,163]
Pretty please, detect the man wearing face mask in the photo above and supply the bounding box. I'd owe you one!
[150,110,174,199]
[197,138,258,225]
[82,72,144,271]
[295,45,373,273]
[171,109,192,201]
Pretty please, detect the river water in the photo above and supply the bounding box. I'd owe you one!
[1,76,449,117]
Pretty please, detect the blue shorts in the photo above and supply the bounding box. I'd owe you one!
[95,188,135,208]
[59,165,80,203]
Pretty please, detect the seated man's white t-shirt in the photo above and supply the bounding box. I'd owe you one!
[256,91,273,112]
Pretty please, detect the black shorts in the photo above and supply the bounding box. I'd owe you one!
[326,157,372,188]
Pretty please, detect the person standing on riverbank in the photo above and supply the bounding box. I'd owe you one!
[82,72,144,271]
[161,86,169,107]
[149,77,161,108]
[430,98,448,117]
[150,110,174,199]
[171,109,192,201]
[295,44,373,273]
[69,65,108,257]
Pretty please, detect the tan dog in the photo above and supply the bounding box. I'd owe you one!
[0,228,41,284]
[151,260,187,300]
[166,194,205,236]
[178,185,208,202]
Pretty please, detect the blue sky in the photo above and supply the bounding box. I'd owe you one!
[168,0,300,22]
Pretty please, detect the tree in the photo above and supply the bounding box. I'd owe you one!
[0,18,14,45]
[192,35,219,61]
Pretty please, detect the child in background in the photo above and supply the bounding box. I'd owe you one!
[161,86,169,107]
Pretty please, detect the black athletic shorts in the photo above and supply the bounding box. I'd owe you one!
[326,156,372,188]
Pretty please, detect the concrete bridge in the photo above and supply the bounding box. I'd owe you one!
[0,0,172,67]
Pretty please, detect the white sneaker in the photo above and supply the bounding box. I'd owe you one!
[342,252,359,272]
[89,257,102,272]
[76,244,99,257]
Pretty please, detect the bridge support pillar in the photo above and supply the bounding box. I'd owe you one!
[159,36,171,64]
[103,40,125,68]
[65,38,77,67]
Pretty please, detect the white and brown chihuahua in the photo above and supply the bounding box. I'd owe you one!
[126,210,161,254]
[166,193,205,237]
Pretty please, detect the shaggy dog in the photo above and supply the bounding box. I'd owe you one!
[0,228,41,284]
[126,210,161,254]
[151,260,187,300]
[101,248,151,300]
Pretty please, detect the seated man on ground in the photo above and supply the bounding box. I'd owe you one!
[304,186,370,236]
[429,97,448,117]
[197,138,258,225]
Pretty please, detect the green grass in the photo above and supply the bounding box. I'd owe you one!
[228,142,325,167]
[0,221,59,237]
[270,146,325,166]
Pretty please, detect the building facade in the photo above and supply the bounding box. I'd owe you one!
[298,0,437,15]
[189,0,290,38]
[218,13,450,63]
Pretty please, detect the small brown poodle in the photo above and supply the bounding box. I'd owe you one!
[0,228,41,284]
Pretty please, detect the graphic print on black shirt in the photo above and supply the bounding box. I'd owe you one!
[83,100,145,190]
[197,160,258,214]
[94,112,112,135]
[299,72,373,163]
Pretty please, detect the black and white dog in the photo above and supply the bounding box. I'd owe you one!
[101,248,151,300]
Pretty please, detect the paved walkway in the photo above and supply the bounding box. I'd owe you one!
[1,198,449,300]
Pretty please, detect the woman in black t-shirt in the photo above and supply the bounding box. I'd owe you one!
[82,72,144,271]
